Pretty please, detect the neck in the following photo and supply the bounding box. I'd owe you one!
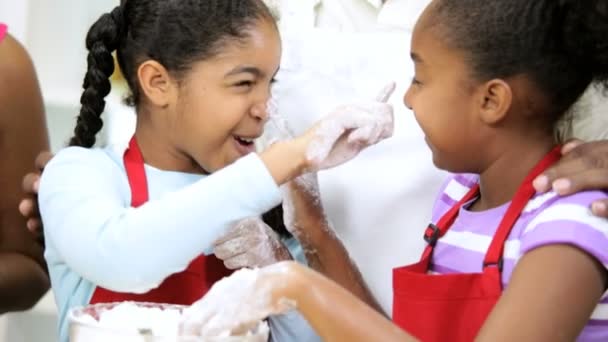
[134,111,207,174]
[470,133,555,211]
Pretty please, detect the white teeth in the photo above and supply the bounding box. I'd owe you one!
[236,136,255,144]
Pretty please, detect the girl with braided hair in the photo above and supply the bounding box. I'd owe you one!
[38,1,394,340]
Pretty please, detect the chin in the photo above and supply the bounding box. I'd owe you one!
[432,154,473,174]
[222,155,243,169]
[426,139,452,172]
[199,159,224,174]
[431,155,447,171]
[431,152,455,173]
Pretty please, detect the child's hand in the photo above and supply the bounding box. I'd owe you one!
[213,218,292,269]
[298,82,396,172]
[179,262,300,338]
[257,82,394,185]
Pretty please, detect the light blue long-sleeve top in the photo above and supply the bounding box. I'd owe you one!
[39,144,320,342]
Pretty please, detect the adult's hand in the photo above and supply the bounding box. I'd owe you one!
[19,151,53,241]
[533,140,608,217]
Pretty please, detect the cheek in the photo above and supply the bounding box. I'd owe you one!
[191,95,244,129]
[176,100,227,147]
[411,94,439,135]
[413,93,459,144]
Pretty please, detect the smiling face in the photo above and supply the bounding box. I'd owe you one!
[403,7,483,172]
[161,18,282,173]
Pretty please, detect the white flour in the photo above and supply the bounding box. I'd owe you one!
[70,302,181,340]
[213,217,289,269]
[180,267,294,339]
[305,83,395,171]
[69,301,269,342]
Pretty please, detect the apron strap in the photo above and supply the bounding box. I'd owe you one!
[483,146,562,269]
[421,185,479,261]
[123,136,149,207]
[421,146,562,269]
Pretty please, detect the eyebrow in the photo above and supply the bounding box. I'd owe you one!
[410,52,424,64]
[225,66,264,78]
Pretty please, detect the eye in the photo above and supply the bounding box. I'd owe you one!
[411,77,422,86]
[234,80,254,88]
[269,78,278,91]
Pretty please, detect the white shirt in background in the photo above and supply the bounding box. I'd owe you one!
[270,0,440,314]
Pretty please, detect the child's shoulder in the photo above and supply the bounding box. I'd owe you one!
[524,189,608,221]
[519,189,608,257]
[41,145,127,190]
[522,189,608,232]
[47,145,125,171]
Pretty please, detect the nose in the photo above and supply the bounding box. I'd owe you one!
[250,101,270,123]
[403,85,414,110]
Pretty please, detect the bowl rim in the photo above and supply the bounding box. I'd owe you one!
[68,301,196,339]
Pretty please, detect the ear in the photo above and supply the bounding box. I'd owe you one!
[477,79,512,125]
[137,60,177,108]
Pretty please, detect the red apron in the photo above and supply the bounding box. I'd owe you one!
[392,147,561,341]
[90,137,232,305]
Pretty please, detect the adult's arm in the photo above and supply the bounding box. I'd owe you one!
[0,33,50,312]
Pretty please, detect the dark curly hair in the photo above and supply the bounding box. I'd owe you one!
[70,0,290,238]
[430,0,608,120]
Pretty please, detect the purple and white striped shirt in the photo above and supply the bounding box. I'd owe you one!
[430,174,608,341]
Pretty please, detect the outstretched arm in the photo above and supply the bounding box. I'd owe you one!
[180,262,415,341]
[282,175,384,313]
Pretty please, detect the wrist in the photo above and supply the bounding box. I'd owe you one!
[276,262,311,302]
[287,137,309,175]
[282,263,320,315]
[259,140,308,185]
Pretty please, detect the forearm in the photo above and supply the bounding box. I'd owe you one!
[287,181,383,313]
[41,152,283,292]
[287,265,413,342]
[0,253,49,313]
[299,228,382,313]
